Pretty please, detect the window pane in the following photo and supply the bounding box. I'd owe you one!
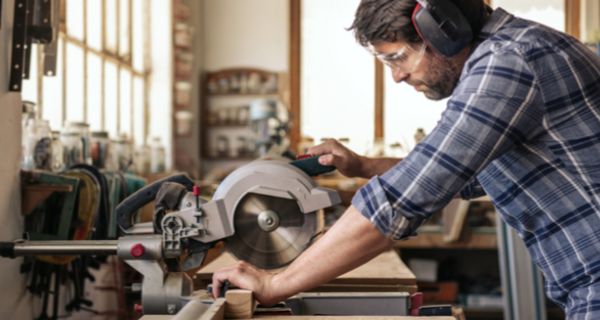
[22,45,39,106]
[132,0,146,71]
[119,69,132,136]
[105,63,118,137]
[88,53,103,131]
[492,0,565,32]
[87,0,102,50]
[384,76,447,155]
[133,76,145,145]
[119,0,131,57]
[66,0,84,40]
[301,0,374,154]
[43,39,65,130]
[106,0,118,53]
[65,43,84,122]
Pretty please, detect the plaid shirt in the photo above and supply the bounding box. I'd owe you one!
[352,8,600,315]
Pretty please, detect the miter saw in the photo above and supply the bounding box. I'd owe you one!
[0,158,339,315]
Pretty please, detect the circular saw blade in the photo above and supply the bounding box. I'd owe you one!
[226,193,316,269]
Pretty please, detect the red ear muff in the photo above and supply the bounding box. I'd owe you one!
[411,3,427,44]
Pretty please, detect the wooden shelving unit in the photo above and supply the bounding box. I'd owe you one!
[200,68,285,174]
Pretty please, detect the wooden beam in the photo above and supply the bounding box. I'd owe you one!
[374,59,384,140]
[289,0,301,153]
[565,0,581,39]
[224,289,255,319]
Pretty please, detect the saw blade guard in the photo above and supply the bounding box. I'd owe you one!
[208,160,340,268]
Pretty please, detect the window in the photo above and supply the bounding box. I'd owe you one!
[297,0,569,157]
[299,0,444,155]
[21,0,153,147]
[492,0,565,32]
[300,0,375,154]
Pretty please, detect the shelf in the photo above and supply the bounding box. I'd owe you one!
[203,156,256,161]
[206,124,249,128]
[395,226,497,250]
[207,92,279,97]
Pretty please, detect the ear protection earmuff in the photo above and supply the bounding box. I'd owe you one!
[411,0,473,57]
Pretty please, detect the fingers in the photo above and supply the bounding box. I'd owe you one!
[211,268,232,298]
[210,261,253,299]
[318,153,337,166]
[307,139,339,156]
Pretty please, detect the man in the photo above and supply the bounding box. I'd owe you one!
[212,0,600,318]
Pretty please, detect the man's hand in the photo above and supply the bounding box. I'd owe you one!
[211,260,281,306]
[307,139,367,178]
[307,139,402,178]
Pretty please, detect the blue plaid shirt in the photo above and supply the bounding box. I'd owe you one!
[352,8,600,315]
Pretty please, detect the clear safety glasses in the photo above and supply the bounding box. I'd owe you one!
[368,43,426,74]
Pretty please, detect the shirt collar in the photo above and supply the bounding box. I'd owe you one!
[477,7,514,41]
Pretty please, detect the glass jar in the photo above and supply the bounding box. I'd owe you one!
[50,131,65,172]
[149,137,166,173]
[64,121,92,165]
[133,145,151,175]
[22,119,52,170]
[112,135,133,172]
[21,101,37,133]
[60,131,84,168]
[90,131,111,169]
[414,128,426,145]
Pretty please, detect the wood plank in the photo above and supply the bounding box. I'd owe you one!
[394,232,497,250]
[225,290,256,319]
[252,317,454,320]
[145,314,453,320]
[201,298,226,320]
[329,250,415,285]
[195,250,416,288]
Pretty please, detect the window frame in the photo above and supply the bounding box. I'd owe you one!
[26,0,150,144]
[289,0,579,152]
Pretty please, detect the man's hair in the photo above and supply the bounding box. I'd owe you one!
[349,0,487,47]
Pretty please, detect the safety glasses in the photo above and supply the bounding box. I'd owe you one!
[368,43,426,74]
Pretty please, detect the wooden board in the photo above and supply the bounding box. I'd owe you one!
[142,316,453,320]
[252,317,454,320]
[195,250,416,291]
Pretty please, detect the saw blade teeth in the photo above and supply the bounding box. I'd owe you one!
[226,193,317,269]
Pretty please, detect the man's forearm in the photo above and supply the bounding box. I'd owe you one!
[359,156,401,178]
[269,206,393,302]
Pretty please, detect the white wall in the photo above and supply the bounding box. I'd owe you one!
[0,0,33,318]
[202,0,289,71]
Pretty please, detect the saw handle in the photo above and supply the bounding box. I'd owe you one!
[291,155,336,176]
[116,173,195,232]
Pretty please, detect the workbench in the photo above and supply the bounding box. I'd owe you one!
[140,251,453,320]
[194,250,417,293]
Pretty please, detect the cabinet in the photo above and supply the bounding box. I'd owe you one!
[200,68,287,170]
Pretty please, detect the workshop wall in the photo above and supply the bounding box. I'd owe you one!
[0,0,33,319]
[201,0,289,71]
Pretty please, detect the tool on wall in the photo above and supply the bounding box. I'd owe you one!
[1,159,340,316]
[9,0,59,92]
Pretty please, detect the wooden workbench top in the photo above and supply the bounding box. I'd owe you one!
[142,316,454,320]
[195,250,416,288]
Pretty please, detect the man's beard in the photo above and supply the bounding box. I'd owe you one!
[420,54,464,101]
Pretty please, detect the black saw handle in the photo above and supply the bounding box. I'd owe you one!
[116,173,195,232]
[290,155,336,176]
